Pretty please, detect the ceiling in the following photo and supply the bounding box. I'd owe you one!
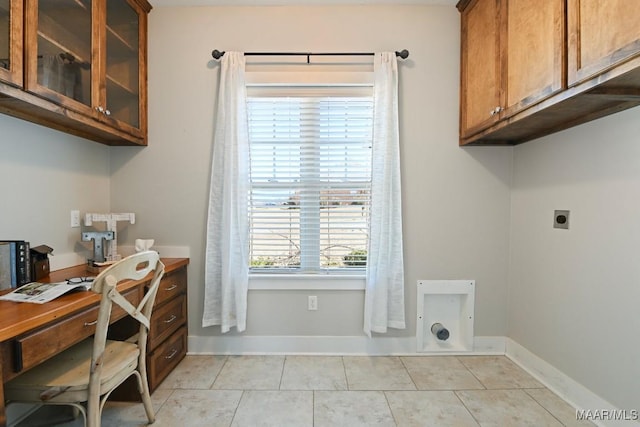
[150,0,457,7]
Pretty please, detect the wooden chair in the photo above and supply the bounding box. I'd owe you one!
[5,251,165,427]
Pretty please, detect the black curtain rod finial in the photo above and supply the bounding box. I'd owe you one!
[396,49,409,59]
[212,49,225,60]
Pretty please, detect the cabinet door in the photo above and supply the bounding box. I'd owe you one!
[102,0,148,137]
[24,0,97,117]
[460,0,502,138]
[503,0,565,117]
[568,0,640,86]
[0,0,22,86]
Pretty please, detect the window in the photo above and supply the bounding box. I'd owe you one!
[247,91,373,273]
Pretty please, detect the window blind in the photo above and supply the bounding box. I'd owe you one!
[248,94,373,272]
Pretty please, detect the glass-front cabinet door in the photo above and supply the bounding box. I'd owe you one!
[24,0,149,138]
[24,0,94,114]
[0,0,23,86]
[104,0,146,135]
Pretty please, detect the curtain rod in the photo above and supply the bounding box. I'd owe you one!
[211,49,409,63]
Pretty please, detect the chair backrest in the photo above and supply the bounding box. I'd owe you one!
[88,251,165,392]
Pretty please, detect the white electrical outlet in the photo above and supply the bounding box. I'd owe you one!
[70,210,81,228]
[308,295,318,311]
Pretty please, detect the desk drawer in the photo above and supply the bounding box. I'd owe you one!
[14,287,140,373]
[154,267,187,307]
[147,325,187,391]
[148,295,186,350]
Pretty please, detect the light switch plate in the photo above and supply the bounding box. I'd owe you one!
[71,210,81,228]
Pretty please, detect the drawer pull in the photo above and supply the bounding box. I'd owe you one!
[163,314,177,324]
[84,320,98,327]
[164,284,178,291]
[165,348,178,359]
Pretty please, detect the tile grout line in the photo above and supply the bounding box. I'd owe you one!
[278,355,286,390]
[312,390,315,427]
[398,356,419,391]
[455,355,488,390]
[227,390,245,427]
[341,356,351,391]
[453,389,482,427]
[382,391,400,427]
[151,387,176,417]
[523,388,570,427]
[209,355,229,389]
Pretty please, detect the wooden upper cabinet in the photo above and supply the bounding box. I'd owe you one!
[0,0,22,87]
[458,0,640,145]
[503,0,565,117]
[459,0,565,139]
[568,0,640,87]
[20,0,150,144]
[460,0,501,138]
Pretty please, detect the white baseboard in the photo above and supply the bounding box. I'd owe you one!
[472,336,505,354]
[506,338,638,427]
[187,335,505,356]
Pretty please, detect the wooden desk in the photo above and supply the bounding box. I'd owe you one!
[0,257,189,427]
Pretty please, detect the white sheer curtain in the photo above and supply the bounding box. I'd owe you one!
[203,52,250,333]
[364,52,405,337]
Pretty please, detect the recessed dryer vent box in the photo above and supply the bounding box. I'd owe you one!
[416,280,475,353]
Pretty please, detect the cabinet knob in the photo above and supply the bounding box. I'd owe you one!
[96,106,104,113]
[490,106,503,116]
[105,109,111,116]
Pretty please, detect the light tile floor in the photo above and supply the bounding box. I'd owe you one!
[17,355,595,427]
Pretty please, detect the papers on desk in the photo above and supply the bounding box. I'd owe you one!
[0,278,94,304]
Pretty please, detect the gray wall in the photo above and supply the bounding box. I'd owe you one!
[109,4,513,340]
[509,107,640,411]
[0,114,110,267]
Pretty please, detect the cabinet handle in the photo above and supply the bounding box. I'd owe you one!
[105,109,111,116]
[84,320,98,327]
[164,284,178,291]
[96,106,104,113]
[163,314,177,324]
[165,348,178,359]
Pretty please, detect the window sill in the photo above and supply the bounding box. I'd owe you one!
[248,274,366,290]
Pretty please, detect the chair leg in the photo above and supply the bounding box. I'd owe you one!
[133,371,155,424]
[87,392,101,427]
[70,403,87,427]
[69,403,88,427]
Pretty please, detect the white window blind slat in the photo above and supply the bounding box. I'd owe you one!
[248,95,373,272]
